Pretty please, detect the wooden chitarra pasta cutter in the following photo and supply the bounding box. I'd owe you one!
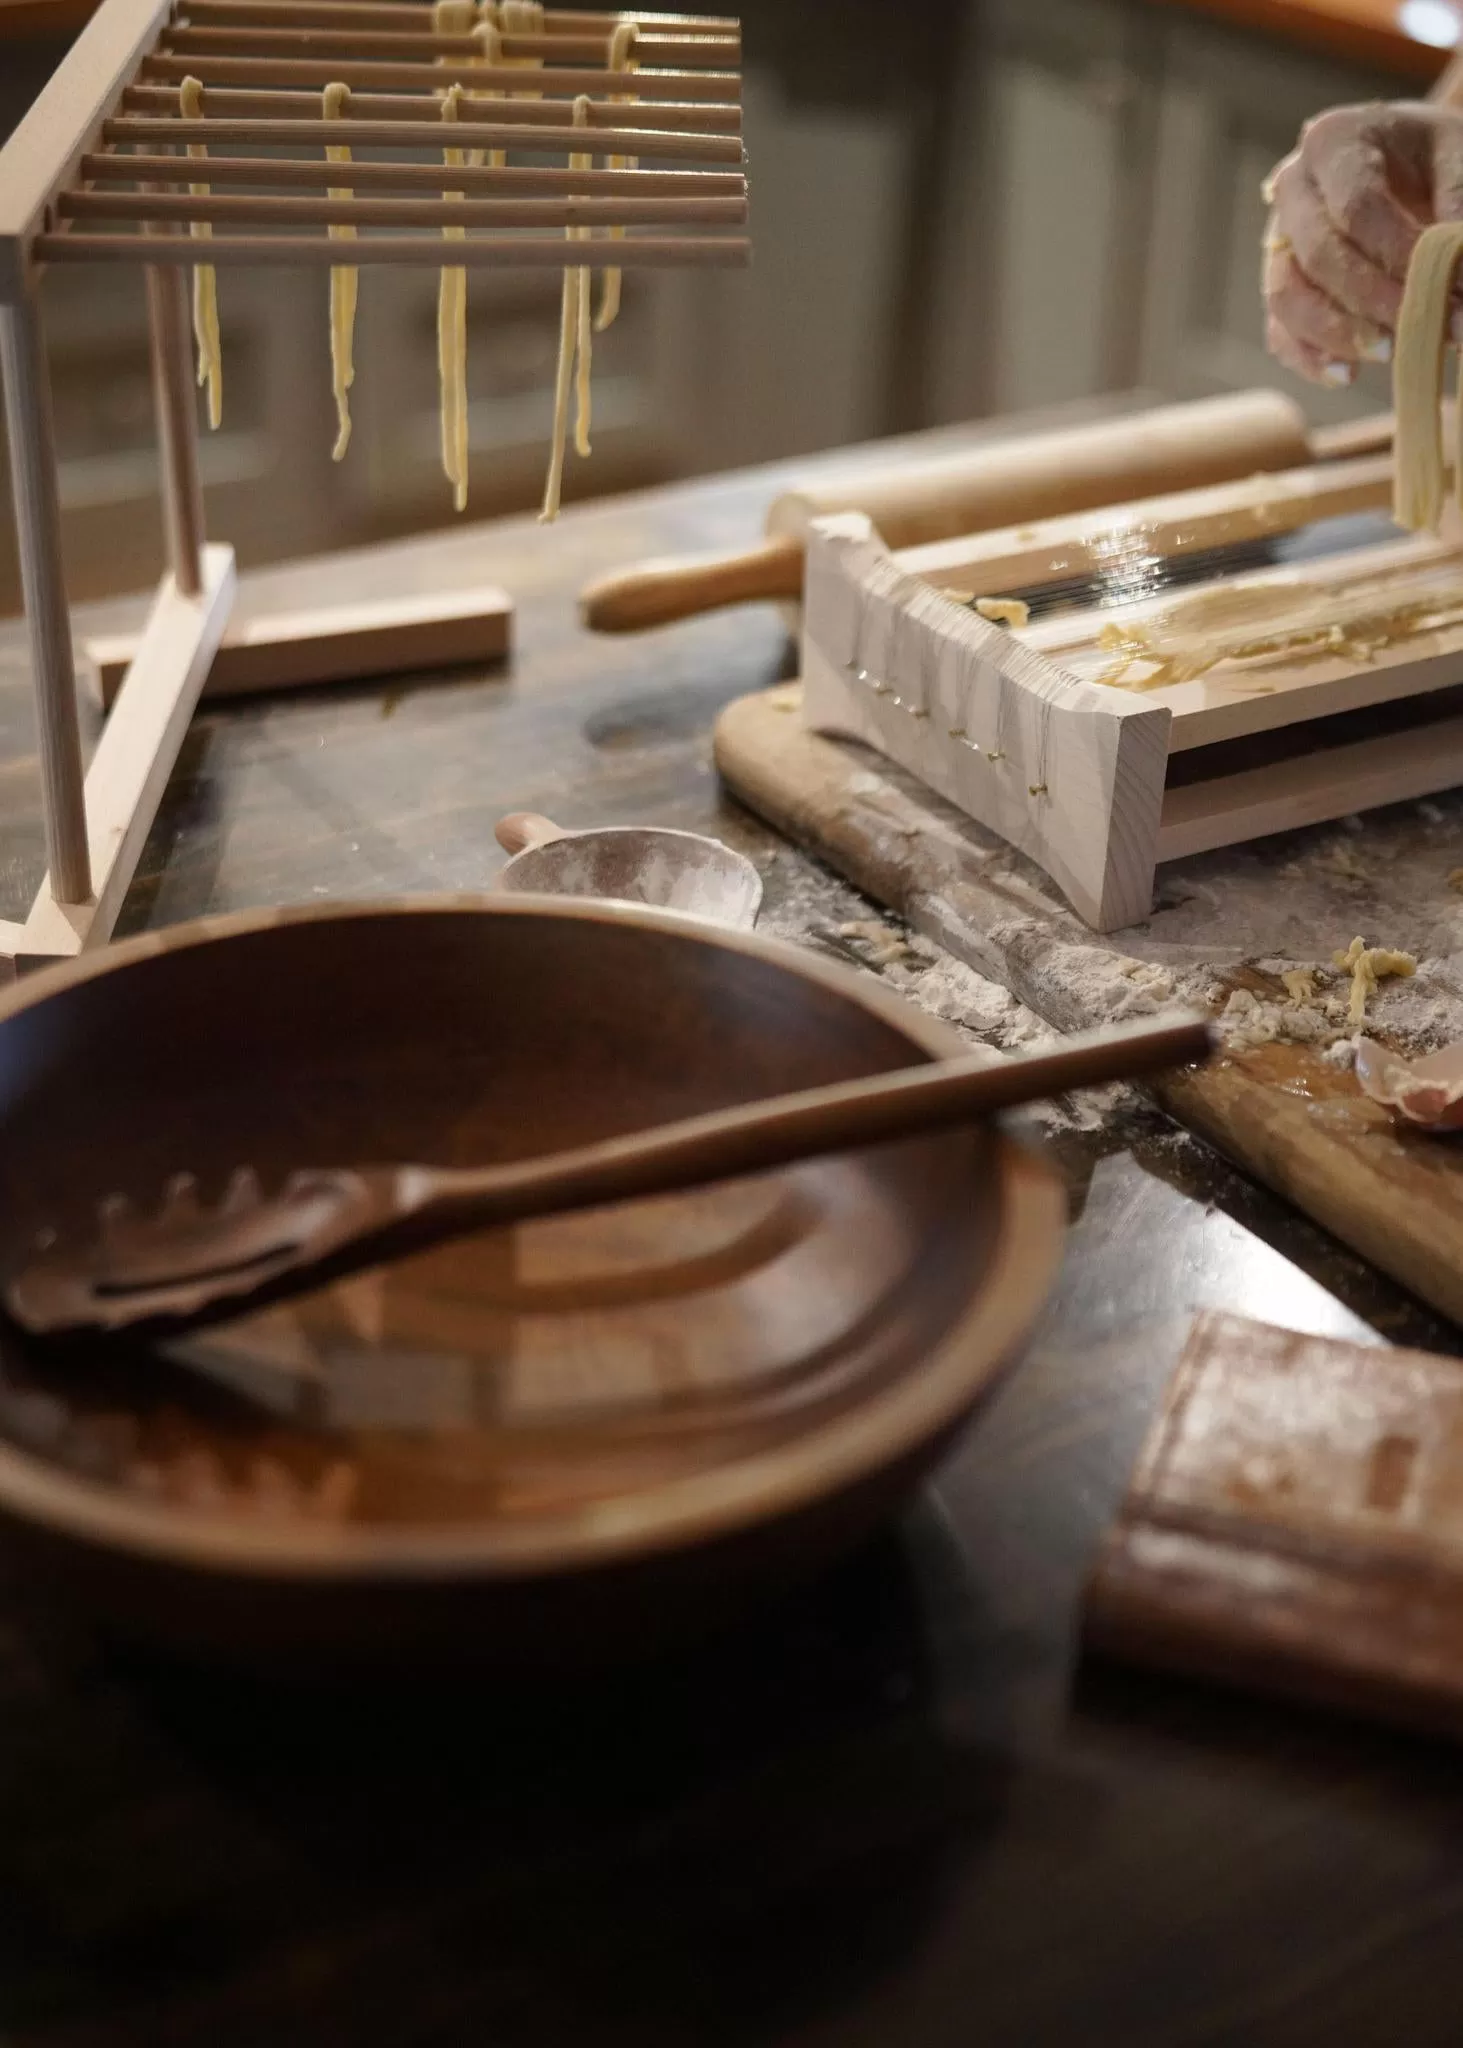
[788,425,1463,930]
[0,0,747,976]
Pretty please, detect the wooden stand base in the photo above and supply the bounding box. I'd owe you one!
[81,585,515,709]
[0,546,236,977]
[0,572,514,981]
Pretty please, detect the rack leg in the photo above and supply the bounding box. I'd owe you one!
[145,263,204,599]
[0,291,91,907]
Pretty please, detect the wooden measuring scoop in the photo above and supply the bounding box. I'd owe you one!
[495,813,763,930]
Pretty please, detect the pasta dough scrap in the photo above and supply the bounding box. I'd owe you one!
[178,75,222,430]
[597,19,639,333]
[540,93,593,522]
[1332,935,1417,1028]
[322,82,357,461]
[1393,221,1463,533]
[1092,573,1463,690]
[974,597,1031,629]
[1281,968,1317,1007]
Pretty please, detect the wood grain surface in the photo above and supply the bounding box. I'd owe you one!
[2,407,1463,2044]
[715,683,1463,1327]
[1087,1311,1463,1738]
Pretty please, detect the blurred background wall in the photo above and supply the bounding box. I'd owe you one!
[0,0,1449,609]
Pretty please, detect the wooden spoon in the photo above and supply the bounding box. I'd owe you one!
[5,1013,1213,1342]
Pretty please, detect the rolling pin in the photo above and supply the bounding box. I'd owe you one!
[581,391,1398,634]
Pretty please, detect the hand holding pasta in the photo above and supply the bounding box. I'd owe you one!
[1263,101,1463,385]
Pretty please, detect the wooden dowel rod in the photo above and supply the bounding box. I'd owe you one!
[37,231,750,269]
[180,3,739,34]
[163,26,739,63]
[65,188,748,230]
[120,83,742,134]
[141,55,741,102]
[105,115,744,161]
[85,150,745,195]
[144,263,206,598]
[0,295,91,908]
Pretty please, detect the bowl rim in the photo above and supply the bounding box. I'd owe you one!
[0,895,1066,1582]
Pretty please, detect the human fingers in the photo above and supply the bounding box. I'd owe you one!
[1302,103,1427,281]
[1263,241,1362,380]
[1266,308,1348,386]
[1270,153,1398,350]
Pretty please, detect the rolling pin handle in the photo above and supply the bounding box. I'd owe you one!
[579,535,806,634]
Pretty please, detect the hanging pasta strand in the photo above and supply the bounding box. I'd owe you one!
[1393,222,1463,533]
[541,93,593,521]
[573,91,593,458]
[178,75,222,429]
[433,0,475,510]
[489,1,545,172]
[322,81,357,461]
[468,9,504,171]
[597,19,639,332]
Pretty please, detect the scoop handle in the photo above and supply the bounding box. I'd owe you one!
[495,812,565,857]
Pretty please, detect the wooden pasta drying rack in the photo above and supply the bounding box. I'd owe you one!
[800,445,1463,930]
[0,0,746,973]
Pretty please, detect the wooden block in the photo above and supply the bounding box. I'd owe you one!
[10,545,236,967]
[1085,1312,1463,1741]
[81,584,514,709]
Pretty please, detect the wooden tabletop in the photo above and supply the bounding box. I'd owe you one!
[3,419,1463,2045]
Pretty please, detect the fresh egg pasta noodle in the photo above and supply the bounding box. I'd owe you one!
[1393,222,1463,533]
[597,19,639,333]
[541,93,593,521]
[492,1,545,172]
[434,0,475,510]
[322,82,357,461]
[178,75,222,430]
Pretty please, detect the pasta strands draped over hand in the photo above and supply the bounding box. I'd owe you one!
[178,75,222,429]
[597,19,639,333]
[1394,222,1463,534]
[322,81,357,461]
[540,92,593,522]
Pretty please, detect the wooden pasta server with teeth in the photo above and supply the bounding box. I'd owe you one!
[0,0,747,976]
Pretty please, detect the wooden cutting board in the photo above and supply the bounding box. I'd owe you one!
[1085,1311,1463,1739]
[714,684,1463,1327]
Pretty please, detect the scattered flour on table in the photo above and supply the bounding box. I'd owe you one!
[751,792,1463,1115]
[755,852,1106,1131]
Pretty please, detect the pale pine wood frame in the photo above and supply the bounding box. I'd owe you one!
[801,498,1463,931]
[800,515,1171,930]
[0,0,537,973]
[0,0,754,972]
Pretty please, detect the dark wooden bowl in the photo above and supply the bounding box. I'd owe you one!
[0,899,1064,1670]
